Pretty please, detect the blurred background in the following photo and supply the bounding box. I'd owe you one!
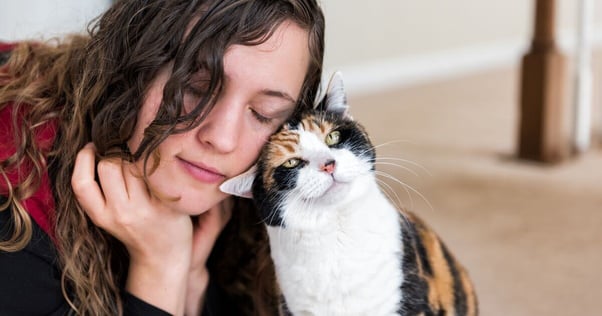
[2,1,601,315]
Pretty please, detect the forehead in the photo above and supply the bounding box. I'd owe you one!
[298,114,334,136]
[222,21,311,102]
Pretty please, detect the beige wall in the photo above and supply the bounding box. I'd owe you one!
[2,1,602,94]
[322,0,531,67]
[0,0,111,41]
[322,0,602,93]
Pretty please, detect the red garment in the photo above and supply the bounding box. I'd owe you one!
[0,42,58,237]
[0,104,57,238]
[0,42,17,52]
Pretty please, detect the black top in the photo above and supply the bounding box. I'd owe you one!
[0,196,236,316]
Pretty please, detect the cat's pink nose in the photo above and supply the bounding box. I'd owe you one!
[321,160,336,174]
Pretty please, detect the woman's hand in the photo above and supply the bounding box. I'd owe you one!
[71,143,193,315]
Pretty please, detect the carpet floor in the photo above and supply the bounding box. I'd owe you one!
[349,64,602,316]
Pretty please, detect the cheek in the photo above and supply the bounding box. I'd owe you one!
[235,128,275,172]
[129,110,155,152]
[128,94,163,153]
[128,66,170,152]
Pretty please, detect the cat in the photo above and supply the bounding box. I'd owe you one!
[220,72,478,316]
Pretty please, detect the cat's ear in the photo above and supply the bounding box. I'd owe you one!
[317,71,351,117]
[219,165,257,199]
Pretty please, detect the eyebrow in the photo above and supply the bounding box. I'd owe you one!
[221,73,298,104]
[260,89,297,104]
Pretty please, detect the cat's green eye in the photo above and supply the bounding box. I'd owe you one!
[282,158,301,169]
[325,131,341,146]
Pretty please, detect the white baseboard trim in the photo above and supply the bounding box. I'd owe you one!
[330,26,602,97]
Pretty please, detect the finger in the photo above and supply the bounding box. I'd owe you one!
[97,158,129,207]
[71,143,106,222]
[122,162,150,201]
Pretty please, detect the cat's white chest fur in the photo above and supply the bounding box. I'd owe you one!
[267,185,404,316]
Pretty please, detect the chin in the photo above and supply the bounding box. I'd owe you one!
[312,182,351,206]
[168,196,220,216]
[163,184,229,215]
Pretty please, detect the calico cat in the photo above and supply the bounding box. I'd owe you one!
[220,73,478,316]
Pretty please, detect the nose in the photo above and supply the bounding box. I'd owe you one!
[321,159,336,174]
[196,98,241,153]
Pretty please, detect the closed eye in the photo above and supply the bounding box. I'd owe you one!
[250,108,274,124]
[183,81,213,114]
[185,85,207,99]
[185,73,211,97]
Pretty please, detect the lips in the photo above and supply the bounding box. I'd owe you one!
[177,157,226,184]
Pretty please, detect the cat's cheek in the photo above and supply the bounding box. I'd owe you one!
[333,169,353,183]
[330,151,362,181]
[332,162,362,183]
[295,170,331,199]
[336,157,373,183]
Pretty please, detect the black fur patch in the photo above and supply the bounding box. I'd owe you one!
[252,157,309,227]
[252,161,287,227]
[442,243,468,315]
[320,111,375,166]
[398,219,433,315]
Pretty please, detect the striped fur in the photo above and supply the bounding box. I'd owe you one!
[398,212,478,315]
[220,73,477,315]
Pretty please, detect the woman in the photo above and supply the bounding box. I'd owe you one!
[0,0,325,315]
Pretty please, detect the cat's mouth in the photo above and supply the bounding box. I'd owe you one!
[325,180,343,193]
[302,180,348,203]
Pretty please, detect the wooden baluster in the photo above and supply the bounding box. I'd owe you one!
[518,0,569,163]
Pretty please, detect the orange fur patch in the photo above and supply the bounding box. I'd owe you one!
[403,211,478,315]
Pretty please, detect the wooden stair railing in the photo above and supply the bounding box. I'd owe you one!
[518,0,569,163]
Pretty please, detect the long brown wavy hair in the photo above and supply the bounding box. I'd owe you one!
[0,0,324,315]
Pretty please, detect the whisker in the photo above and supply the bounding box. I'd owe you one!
[375,171,415,209]
[376,178,404,211]
[375,171,434,213]
[272,196,288,227]
[374,156,432,176]
[275,193,294,244]
[398,211,413,232]
[354,140,414,162]
[374,162,420,177]
[370,139,414,151]
[376,177,413,229]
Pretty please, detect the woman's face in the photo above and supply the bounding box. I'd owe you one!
[128,21,311,215]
